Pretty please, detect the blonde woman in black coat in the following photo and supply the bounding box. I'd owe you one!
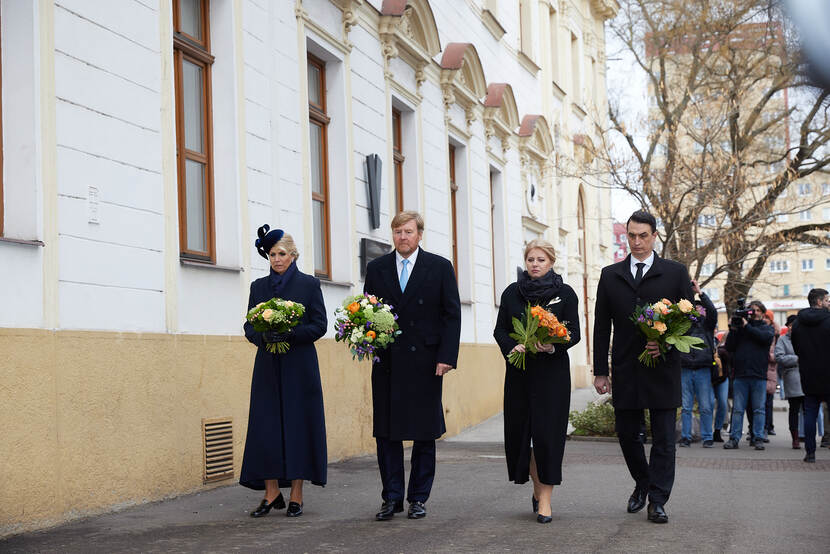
[493,239,580,523]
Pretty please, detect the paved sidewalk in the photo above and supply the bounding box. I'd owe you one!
[3,389,829,553]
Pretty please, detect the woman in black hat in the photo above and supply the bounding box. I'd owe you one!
[240,225,328,518]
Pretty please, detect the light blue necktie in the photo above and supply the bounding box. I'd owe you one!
[400,259,409,292]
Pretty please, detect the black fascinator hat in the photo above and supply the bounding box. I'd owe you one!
[255,224,284,260]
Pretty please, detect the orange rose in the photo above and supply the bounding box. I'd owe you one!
[366,330,377,341]
[556,326,568,338]
[662,298,672,305]
[348,302,360,313]
[368,295,378,304]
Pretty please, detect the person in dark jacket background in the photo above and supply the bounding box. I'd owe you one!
[775,314,804,449]
[240,226,328,518]
[790,288,830,463]
[723,300,774,450]
[678,280,718,447]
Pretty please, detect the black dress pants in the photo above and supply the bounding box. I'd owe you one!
[615,408,676,505]
[376,438,435,504]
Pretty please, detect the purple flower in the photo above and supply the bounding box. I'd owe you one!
[637,315,645,322]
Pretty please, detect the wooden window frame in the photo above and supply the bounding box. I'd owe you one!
[392,108,404,215]
[0,13,4,237]
[449,144,458,278]
[308,54,332,279]
[173,0,216,262]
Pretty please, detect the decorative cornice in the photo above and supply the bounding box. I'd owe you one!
[481,9,506,41]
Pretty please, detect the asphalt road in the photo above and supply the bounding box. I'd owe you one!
[3,391,829,553]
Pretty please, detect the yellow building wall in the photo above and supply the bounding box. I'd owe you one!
[0,329,504,536]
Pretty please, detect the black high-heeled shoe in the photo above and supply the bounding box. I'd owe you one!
[531,495,539,513]
[250,493,286,518]
[537,514,552,524]
[286,501,304,517]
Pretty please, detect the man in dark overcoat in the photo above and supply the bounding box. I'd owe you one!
[592,210,695,524]
[363,211,461,521]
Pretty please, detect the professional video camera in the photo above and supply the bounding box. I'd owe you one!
[729,297,754,328]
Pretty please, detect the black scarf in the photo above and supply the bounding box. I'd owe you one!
[269,261,298,298]
[517,269,563,305]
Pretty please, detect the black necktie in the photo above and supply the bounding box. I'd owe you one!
[634,262,645,286]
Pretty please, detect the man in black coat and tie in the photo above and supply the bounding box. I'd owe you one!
[592,211,695,524]
[364,211,462,521]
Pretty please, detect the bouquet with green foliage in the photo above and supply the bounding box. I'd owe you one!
[246,298,306,354]
[334,294,401,361]
[507,304,571,370]
[631,298,704,368]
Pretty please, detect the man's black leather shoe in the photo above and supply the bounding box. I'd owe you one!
[647,503,668,523]
[627,486,647,513]
[375,500,403,521]
[407,501,426,519]
[250,494,286,518]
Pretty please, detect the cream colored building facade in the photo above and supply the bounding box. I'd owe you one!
[0,0,617,535]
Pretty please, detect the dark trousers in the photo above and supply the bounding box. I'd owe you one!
[765,393,774,431]
[376,438,435,504]
[615,408,676,505]
[788,397,804,433]
[804,394,830,455]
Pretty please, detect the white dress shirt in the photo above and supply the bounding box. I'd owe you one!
[396,247,420,280]
[630,251,655,279]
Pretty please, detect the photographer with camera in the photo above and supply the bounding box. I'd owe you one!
[723,300,775,450]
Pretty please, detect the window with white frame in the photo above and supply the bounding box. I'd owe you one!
[802,259,814,271]
[823,183,830,195]
[777,213,788,223]
[826,258,830,270]
[700,263,715,276]
[769,260,790,273]
[781,284,790,297]
[823,207,830,220]
[703,287,720,301]
[803,283,815,296]
[798,182,812,196]
[800,209,812,221]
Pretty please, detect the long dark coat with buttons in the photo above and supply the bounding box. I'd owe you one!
[493,281,581,486]
[239,269,328,489]
[593,253,695,410]
[363,249,461,441]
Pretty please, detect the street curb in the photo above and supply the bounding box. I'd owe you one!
[568,435,618,442]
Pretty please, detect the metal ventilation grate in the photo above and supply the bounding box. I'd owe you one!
[202,417,234,483]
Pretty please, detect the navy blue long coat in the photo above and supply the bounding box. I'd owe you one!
[363,249,461,441]
[592,253,695,410]
[239,269,328,489]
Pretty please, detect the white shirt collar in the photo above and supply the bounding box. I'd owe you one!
[630,251,655,278]
[396,247,419,277]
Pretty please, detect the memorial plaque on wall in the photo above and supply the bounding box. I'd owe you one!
[360,238,392,278]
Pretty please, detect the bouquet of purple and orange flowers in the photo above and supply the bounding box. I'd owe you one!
[631,298,704,368]
[333,294,401,362]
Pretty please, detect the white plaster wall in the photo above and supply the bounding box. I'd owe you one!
[52,0,165,332]
[0,0,612,347]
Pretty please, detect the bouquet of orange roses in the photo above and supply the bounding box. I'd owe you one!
[631,298,704,368]
[507,304,571,370]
